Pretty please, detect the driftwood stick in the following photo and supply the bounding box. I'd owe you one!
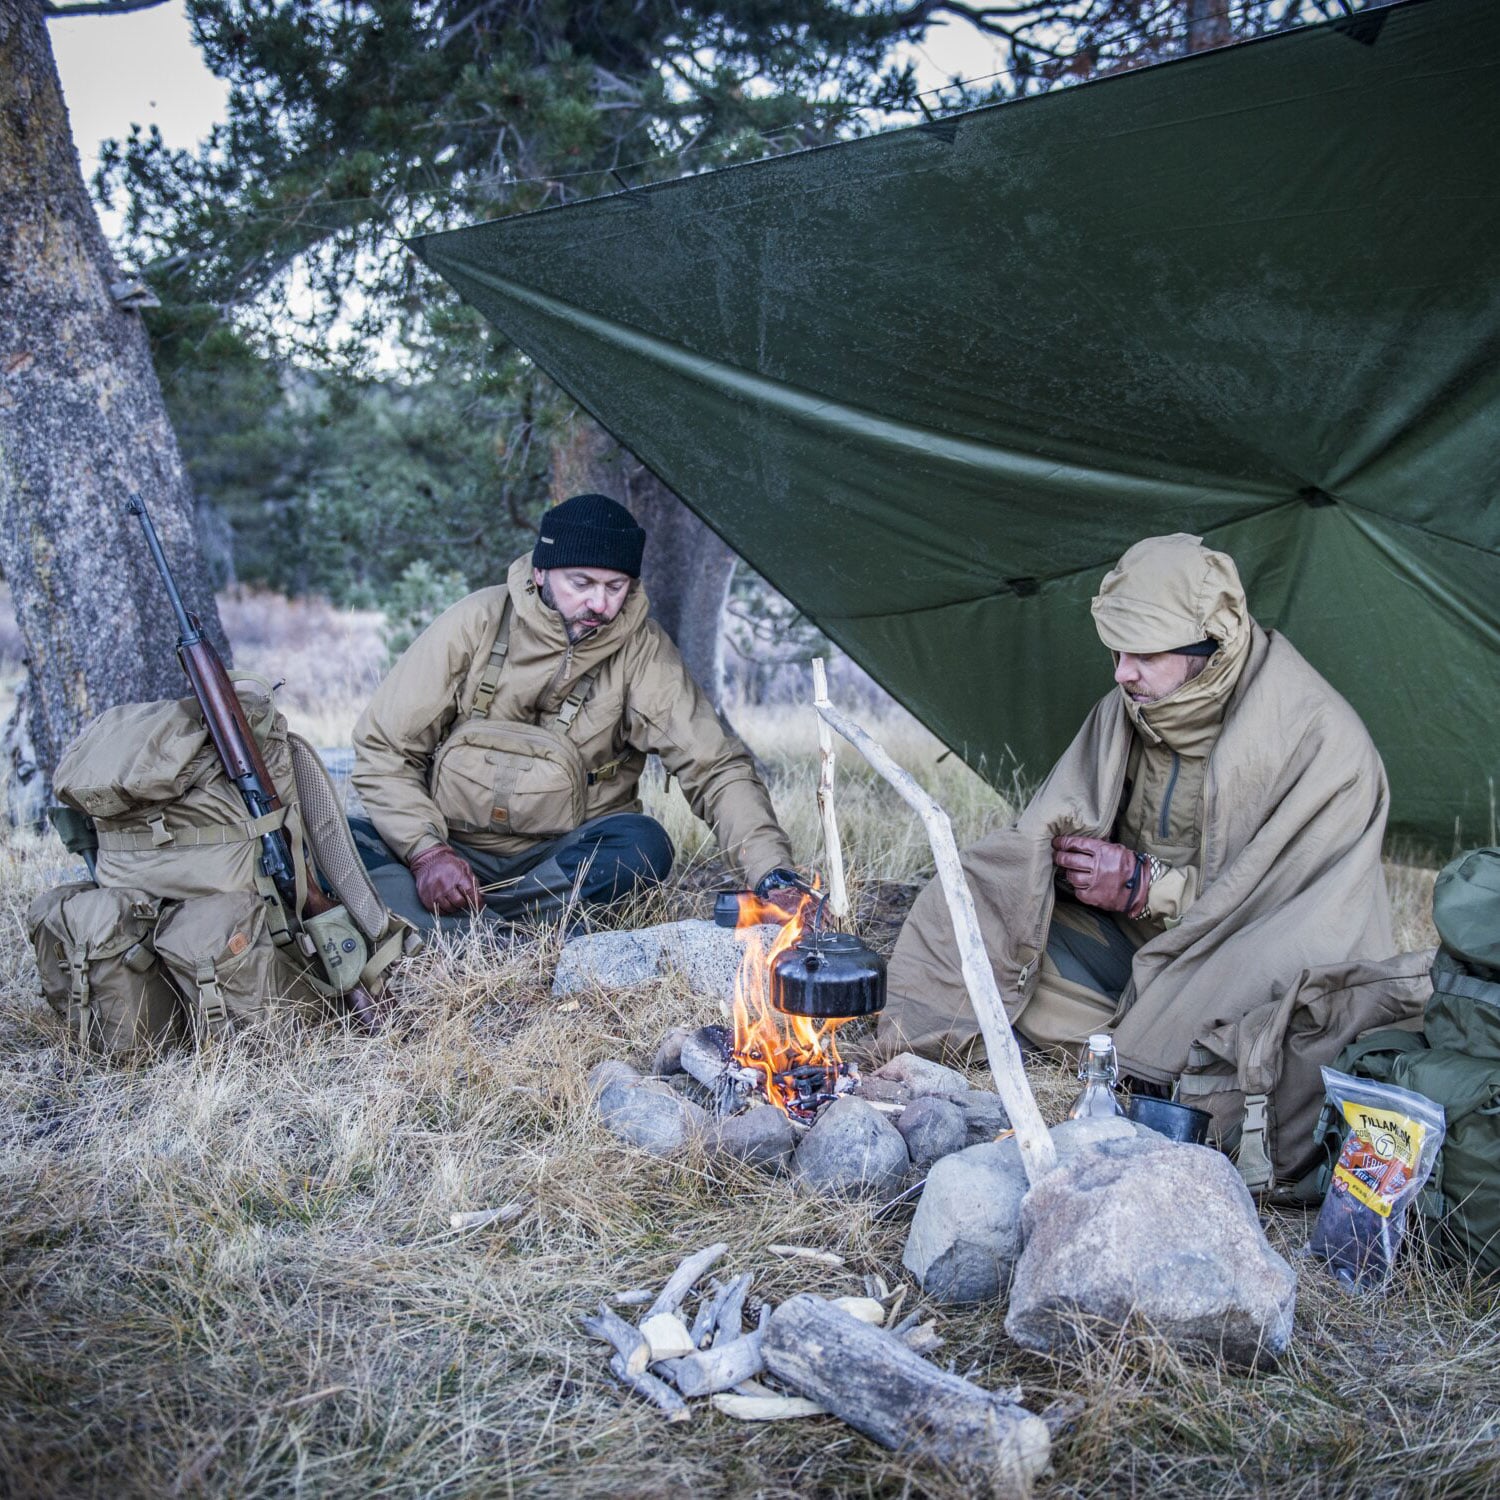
[606,1351,691,1422]
[762,1295,1049,1490]
[811,658,850,920]
[708,1271,753,1347]
[646,1242,729,1321]
[580,1303,651,1377]
[662,1331,765,1397]
[689,1279,724,1349]
[812,692,1056,1186]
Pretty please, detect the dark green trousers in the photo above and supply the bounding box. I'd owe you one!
[350,814,674,934]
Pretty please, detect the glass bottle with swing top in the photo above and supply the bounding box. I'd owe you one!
[1067,1033,1124,1120]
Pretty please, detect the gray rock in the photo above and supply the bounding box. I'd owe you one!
[793,1096,911,1197]
[588,1059,641,1097]
[855,1075,914,1108]
[552,919,781,1000]
[873,1052,970,1099]
[651,1026,692,1076]
[959,1089,1010,1146]
[593,1063,712,1157]
[1005,1134,1297,1371]
[896,1095,969,1170]
[713,1104,797,1171]
[903,1114,1143,1305]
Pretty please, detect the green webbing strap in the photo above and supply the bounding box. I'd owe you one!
[1235,1093,1274,1193]
[97,806,288,852]
[553,669,600,734]
[253,870,297,950]
[195,957,229,1034]
[66,947,91,1047]
[469,596,600,739]
[470,601,513,718]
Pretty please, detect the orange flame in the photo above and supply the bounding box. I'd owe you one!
[730,887,848,1116]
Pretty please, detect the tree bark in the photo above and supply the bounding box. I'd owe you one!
[550,413,734,708]
[0,0,225,820]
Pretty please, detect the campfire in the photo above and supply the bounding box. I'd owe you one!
[730,889,854,1121]
[673,884,887,1125]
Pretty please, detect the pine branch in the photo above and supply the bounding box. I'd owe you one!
[44,0,171,15]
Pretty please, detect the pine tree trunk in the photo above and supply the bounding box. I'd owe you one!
[0,0,226,823]
[550,415,734,708]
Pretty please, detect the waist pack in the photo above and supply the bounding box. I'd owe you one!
[428,600,621,840]
[1176,949,1433,1195]
[1326,848,1500,1275]
[39,686,417,1046]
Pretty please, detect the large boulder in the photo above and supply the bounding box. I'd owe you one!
[1005,1134,1297,1370]
[903,1115,1140,1305]
[588,1059,711,1157]
[793,1096,911,1197]
[553,919,781,1000]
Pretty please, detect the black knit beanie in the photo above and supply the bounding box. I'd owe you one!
[1170,638,1219,657]
[532,493,646,577]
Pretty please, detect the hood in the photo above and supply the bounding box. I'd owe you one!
[1093,534,1254,754]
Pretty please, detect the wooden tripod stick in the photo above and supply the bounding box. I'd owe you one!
[810,682,1056,1187]
[810,659,850,921]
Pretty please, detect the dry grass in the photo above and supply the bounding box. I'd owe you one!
[0,595,1490,1499]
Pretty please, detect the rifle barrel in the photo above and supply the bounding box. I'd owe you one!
[126,493,200,645]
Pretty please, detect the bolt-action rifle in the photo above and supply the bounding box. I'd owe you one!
[126,493,385,1030]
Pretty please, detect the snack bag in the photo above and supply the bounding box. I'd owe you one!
[1308,1067,1446,1291]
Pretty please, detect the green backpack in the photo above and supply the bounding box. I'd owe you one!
[1328,848,1500,1276]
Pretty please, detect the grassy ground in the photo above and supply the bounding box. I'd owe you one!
[0,596,1491,1499]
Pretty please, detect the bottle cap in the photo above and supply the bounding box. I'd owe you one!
[1088,1033,1112,1051]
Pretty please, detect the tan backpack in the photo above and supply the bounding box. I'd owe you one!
[41,685,416,1047]
[1175,950,1433,1195]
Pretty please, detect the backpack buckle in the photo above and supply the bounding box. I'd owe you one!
[147,813,173,848]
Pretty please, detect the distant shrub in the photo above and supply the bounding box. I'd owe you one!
[380,560,471,662]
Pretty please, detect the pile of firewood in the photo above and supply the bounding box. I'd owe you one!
[580,1241,1052,1494]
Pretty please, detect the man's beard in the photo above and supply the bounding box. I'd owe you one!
[539,577,606,642]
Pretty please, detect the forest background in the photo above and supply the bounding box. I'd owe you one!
[1,0,1369,802]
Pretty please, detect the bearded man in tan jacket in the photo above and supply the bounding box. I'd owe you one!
[879,534,1394,1089]
[350,493,796,931]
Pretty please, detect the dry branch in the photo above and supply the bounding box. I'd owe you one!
[580,1302,651,1377]
[663,1332,765,1397]
[812,672,1057,1187]
[811,658,850,920]
[762,1295,1049,1489]
[767,1244,844,1267]
[646,1242,729,1320]
[712,1391,827,1421]
[606,1351,691,1422]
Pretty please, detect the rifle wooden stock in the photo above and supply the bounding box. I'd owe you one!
[129,493,379,1024]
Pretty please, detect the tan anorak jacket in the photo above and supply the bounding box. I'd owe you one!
[352,556,793,886]
[880,534,1394,1085]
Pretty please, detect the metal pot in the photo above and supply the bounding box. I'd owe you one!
[769,931,886,1019]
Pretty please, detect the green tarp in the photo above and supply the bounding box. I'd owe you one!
[413,0,1500,849]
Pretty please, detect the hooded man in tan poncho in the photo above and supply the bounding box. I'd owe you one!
[879,534,1394,1093]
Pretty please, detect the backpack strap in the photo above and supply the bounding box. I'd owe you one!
[468,596,603,741]
[95,806,288,852]
[194,957,230,1036]
[65,943,92,1047]
[469,600,513,719]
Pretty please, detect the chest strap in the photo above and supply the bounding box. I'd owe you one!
[468,598,604,740]
[96,806,288,852]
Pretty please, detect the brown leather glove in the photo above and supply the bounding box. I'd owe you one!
[409,842,482,916]
[1051,835,1151,918]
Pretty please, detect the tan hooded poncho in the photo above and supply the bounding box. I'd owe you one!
[880,534,1394,1086]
